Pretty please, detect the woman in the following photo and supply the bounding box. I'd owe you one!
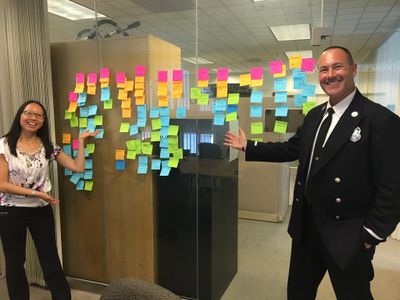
[0,100,98,300]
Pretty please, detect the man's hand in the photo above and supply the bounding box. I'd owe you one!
[224,128,248,151]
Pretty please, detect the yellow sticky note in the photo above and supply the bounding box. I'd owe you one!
[273,64,287,78]
[135,96,145,105]
[157,85,168,96]
[289,55,302,69]
[217,86,228,98]
[198,80,209,87]
[197,94,209,105]
[158,97,169,107]
[101,81,109,88]
[240,74,251,86]
[62,133,71,144]
[151,131,160,142]
[226,112,237,122]
[216,80,227,88]
[122,108,131,118]
[274,120,288,134]
[127,150,137,160]
[251,79,263,87]
[86,143,95,154]
[134,89,144,97]
[67,102,78,113]
[84,181,93,191]
[115,149,125,160]
[79,118,88,128]
[251,122,263,134]
[121,99,131,109]
[152,118,161,130]
[119,123,130,133]
[87,85,96,95]
[303,101,317,115]
[118,89,128,100]
[125,80,134,91]
[227,93,240,105]
[172,90,182,99]
[117,82,126,89]
[135,76,145,84]
[74,84,84,93]
[135,82,144,90]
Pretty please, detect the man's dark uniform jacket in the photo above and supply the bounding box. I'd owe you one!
[245,89,400,270]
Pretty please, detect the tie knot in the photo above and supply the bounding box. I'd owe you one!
[327,107,334,116]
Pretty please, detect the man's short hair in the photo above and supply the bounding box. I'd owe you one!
[322,46,354,65]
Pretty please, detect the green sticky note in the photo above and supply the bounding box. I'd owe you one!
[104,99,113,110]
[303,101,316,115]
[251,122,263,134]
[135,140,142,154]
[251,138,263,142]
[126,140,136,151]
[227,93,240,104]
[127,150,137,160]
[168,125,179,136]
[172,148,183,159]
[226,112,237,122]
[64,111,72,120]
[70,115,79,128]
[197,94,209,105]
[119,123,130,133]
[86,143,95,154]
[94,115,103,126]
[168,157,179,168]
[168,136,179,148]
[274,120,288,134]
[79,118,88,128]
[152,118,161,130]
[151,131,160,142]
[190,87,201,99]
[142,142,153,155]
[84,181,93,191]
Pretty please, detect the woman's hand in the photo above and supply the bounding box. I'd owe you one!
[37,191,60,205]
[224,128,248,151]
[79,129,100,141]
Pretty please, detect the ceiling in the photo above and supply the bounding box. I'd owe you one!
[48,0,400,73]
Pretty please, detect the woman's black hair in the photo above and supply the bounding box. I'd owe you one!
[3,100,54,159]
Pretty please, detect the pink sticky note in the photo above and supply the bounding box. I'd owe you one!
[250,67,263,80]
[269,61,283,74]
[72,139,79,150]
[173,69,183,81]
[301,58,316,72]
[115,72,126,83]
[69,92,78,102]
[158,70,168,82]
[217,67,229,81]
[87,73,97,84]
[75,73,85,84]
[100,68,109,79]
[198,68,209,81]
[135,66,146,77]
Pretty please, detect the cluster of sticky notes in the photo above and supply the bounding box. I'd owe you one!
[198,68,209,88]
[172,69,183,99]
[250,66,263,87]
[157,70,168,107]
[134,66,145,105]
[216,67,228,98]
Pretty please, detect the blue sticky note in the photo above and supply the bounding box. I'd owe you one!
[160,166,171,176]
[64,168,72,176]
[137,105,146,119]
[250,106,263,118]
[137,118,146,128]
[274,78,287,91]
[84,148,89,157]
[161,116,170,127]
[176,107,186,119]
[160,126,169,136]
[73,150,78,158]
[302,84,317,97]
[227,105,238,114]
[137,156,148,174]
[84,170,93,180]
[76,180,84,191]
[151,159,161,170]
[215,99,227,112]
[88,105,98,116]
[78,93,87,103]
[80,107,89,118]
[160,136,168,148]
[160,148,170,159]
[293,70,307,89]
[150,107,160,119]
[63,145,72,156]
[116,160,125,171]
[101,87,110,101]
[275,105,289,117]
[129,124,138,135]
[160,107,170,117]
[85,159,93,170]
[70,173,81,185]
[213,113,225,126]
[274,91,287,103]
[250,91,263,103]
[95,128,104,139]
[294,94,307,107]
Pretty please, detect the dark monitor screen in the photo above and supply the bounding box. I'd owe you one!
[264,109,305,133]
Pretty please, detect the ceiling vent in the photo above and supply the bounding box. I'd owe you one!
[132,0,194,13]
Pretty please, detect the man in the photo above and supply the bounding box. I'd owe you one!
[224,46,400,299]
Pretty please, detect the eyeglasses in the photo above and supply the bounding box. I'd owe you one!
[23,110,45,120]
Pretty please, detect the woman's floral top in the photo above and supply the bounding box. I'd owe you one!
[0,137,62,207]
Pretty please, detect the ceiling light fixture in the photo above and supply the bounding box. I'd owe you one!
[48,0,107,20]
[269,24,310,41]
[182,57,214,64]
[285,50,313,59]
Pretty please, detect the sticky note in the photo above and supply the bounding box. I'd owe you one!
[160,126,169,137]
[86,143,95,154]
[94,129,104,139]
[62,134,71,144]
[76,180,84,190]
[75,72,85,84]
[118,89,128,100]
[151,131,161,142]
[103,99,113,110]
[275,105,289,117]
[74,84,84,94]
[129,124,138,136]
[84,170,93,180]
[226,112,237,122]
[289,55,302,69]
[250,67,263,80]
[115,149,125,160]
[227,105,238,114]
[198,68,209,81]
[100,87,110,101]
[158,70,168,82]
[84,159,93,170]
[216,86,228,98]
[274,120,288,134]
[64,111,72,120]
[250,91,263,103]
[152,118,161,130]
[172,148,183,159]
[215,99,227,112]
[79,118,88,128]
[67,102,78,113]
[80,107,88,118]
[301,58,316,72]
[160,165,171,176]
[78,92,87,103]
[274,78,287,91]
[150,107,160,119]
[250,106,263,118]
[122,108,131,118]
[302,84,317,97]
[93,115,103,126]
[251,79,263,87]
[240,73,251,86]
[125,80,134,91]
[151,159,161,170]
[116,160,125,171]
[70,115,78,128]
[126,150,136,160]
[168,157,179,168]
[176,107,186,119]
[100,68,109,79]
[69,92,78,102]
[87,73,97,85]
[116,72,126,83]
[191,87,201,99]
[119,123,130,133]
[251,122,263,134]
[274,91,288,103]
[213,113,225,126]
[135,66,146,77]
[160,148,169,159]
[303,101,317,115]
[137,156,148,174]
[160,107,170,117]
[168,125,179,136]
[198,94,209,105]
[70,173,81,185]
[88,105,97,116]
[269,60,283,74]
[273,64,286,78]
[63,145,72,156]
[87,86,96,95]
[161,116,170,127]
[227,93,239,105]
[217,67,229,81]
[173,69,183,81]
[294,94,307,107]
[142,143,153,155]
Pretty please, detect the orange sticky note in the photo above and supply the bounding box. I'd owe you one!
[125,80,134,91]
[134,89,144,97]
[135,76,145,84]
[118,89,128,100]
[121,99,131,109]
[251,79,263,87]
[135,96,145,105]
[67,102,78,113]
[216,86,228,98]
[157,85,168,96]
[87,85,96,95]
[158,97,169,107]
[62,133,71,144]
[240,74,251,86]
[74,84,84,93]
[122,108,131,118]
[198,80,209,87]
[172,89,182,99]
[117,82,126,89]
[135,82,144,90]
[115,149,125,160]
[100,81,109,88]
[216,80,227,88]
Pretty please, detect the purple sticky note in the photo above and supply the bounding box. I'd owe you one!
[69,92,78,102]
[87,73,97,84]
[72,139,79,150]
[250,67,263,80]
[269,61,283,74]
[173,69,183,81]
[158,70,168,82]
[217,67,229,81]
[198,68,209,81]
[115,72,126,83]
[301,58,316,72]
[75,72,85,84]
[100,68,109,79]
[135,65,146,77]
